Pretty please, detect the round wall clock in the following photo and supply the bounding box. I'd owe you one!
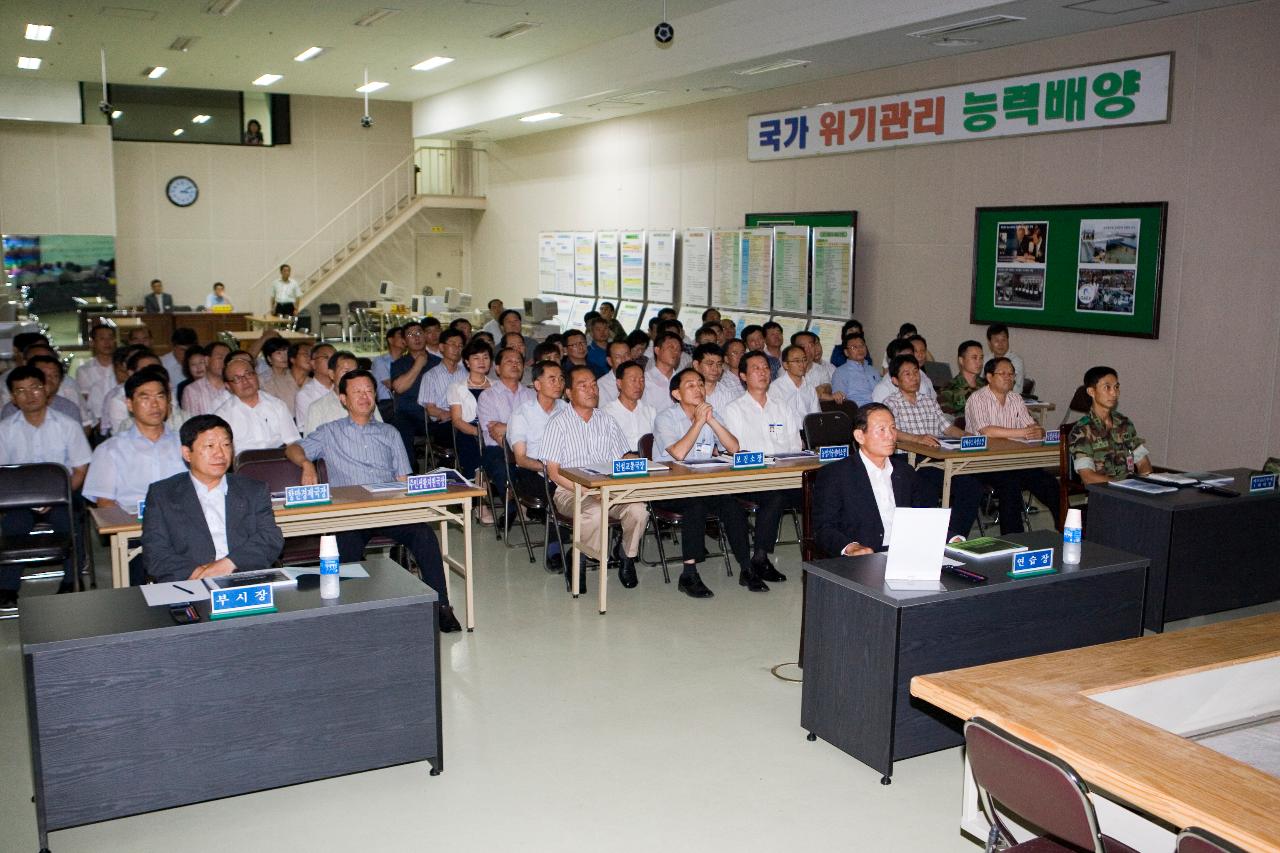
[166,175,199,207]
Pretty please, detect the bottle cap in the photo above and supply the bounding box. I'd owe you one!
[1065,508,1083,530]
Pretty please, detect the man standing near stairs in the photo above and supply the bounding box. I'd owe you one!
[269,264,300,316]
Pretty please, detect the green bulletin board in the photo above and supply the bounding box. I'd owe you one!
[971,202,1167,338]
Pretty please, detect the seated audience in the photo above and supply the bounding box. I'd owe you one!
[478,346,536,522]
[75,324,117,411]
[448,340,493,479]
[481,299,503,339]
[417,328,467,447]
[586,316,613,377]
[595,340,632,405]
[213,357,301,451]
[740,325,780,379]
[599,301,626,341]
[770,344,820,424]
[641,331,683,412]
[390,321,441,468]
[161,327,198,389]
[305,350,382,433]
[293,342,336,426]
[371,325,405,423]
[828,319,866,368]
[509,360,569,569]
[831,332,877,405]
[986,324,1026,395]
[1068,366,1152,483]
[939,340,986,415]
[182,341,232,415]
[720,339,745,393]
[691,343,739,411]
[262,341,312,415]
[175,345,208,407]
[603,361,656,451]
[205,281,231,309]
[1,355,83,424]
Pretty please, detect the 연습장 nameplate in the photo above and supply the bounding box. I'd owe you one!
[818,444,850,462]
[407,472,448,495]
[1009,547,1055,577]
[1043,430,1061,445]
[1250,473,1277,493]
[960,435,988,451]
[732,451,766,470]
[285,483,331,507]
[612,458,649,477]
[209,582,276,619]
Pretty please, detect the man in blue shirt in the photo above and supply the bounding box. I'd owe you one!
[831,332,878,406]
[371,325,404,423]
[585,316,613,378]
[389,321,441,472]
[287,369,460,633]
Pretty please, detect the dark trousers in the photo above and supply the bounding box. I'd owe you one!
[480,445,512,509]
[1,506,75,591]
[748,488,803,555]
[275,302,296,316]
[914,468,984,540]
[377,399,396,425]
[337,524,448,606]
[987,469,1061,534]
[657,494,751,568]
[454,427,482,478]
[393,407,427,473]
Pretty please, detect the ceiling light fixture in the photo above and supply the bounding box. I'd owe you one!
[111,110,123,119]
[356,80,388,93]
[411,56,454,72]
[192,114,211,124]
[204,0,242,16]
[519,112,561,123]
[253,73,283,86]
[906,15,1024,39]
[931,37,981,47]
[25,24,53,41]
[172,128,184,136]
[487,21,540,39]
[146,66,167,79]
[18,56,42,70]
[732,59,811,76]
[354,8,400,27]
[169,36,198,52]
[294,46,326,62]
[701,85,740,93]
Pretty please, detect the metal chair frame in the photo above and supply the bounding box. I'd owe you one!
[501,437,548,562]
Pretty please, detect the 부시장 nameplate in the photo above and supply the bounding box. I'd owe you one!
[209,582,275,620]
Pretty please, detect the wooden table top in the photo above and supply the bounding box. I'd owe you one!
[910,612,1280,850]
[225,329,314,343]
[895,436,1059,459]
[560,455,822,488]
[244,314,297,325]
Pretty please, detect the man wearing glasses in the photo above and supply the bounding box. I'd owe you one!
[964,357,1059,533]
[213,358,301,451]
[769,344,820,424]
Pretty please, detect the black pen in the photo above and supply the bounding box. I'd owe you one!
[175,584,194,595]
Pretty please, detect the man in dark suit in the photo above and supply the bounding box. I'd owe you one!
[141,414,283,583]
[813,402,976,558]
[143,279,173,313]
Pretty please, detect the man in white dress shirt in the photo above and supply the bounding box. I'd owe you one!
[160,327,197,390]
[595,340,632,406]
[769,344,820,425]
[269,264,301,315]
[75,324,117,412]
[691,344,739,411]
[603,361,656,452]
[795,331,833,389]
[872,338,935,403]
[640,331,683,413]
[416,328,466,447]
[213,356,301,451]
[303,350,383,434]
[293,342,336,427]
[481,298,504,340]
[509,360,569,570]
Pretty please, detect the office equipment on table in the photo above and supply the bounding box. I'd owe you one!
[444,288,472,310]
[524,296,558,323]
[883,507,950,590]
[20,556,442,853]
[945,536,1029,559]
[800,530,1147,785]
[1087,467,1280,632]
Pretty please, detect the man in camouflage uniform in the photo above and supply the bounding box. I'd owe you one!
[939,339,986,416]
[1067,365,1152,483]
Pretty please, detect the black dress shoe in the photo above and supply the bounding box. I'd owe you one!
[753,557,787,583]
[618,556,638,588]
[677,573,714,598]
[738,569,770,592]
[0,590,17,610]
[439,606,463,633]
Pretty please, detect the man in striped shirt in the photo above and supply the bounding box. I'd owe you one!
[541,365,647,590]
[286,369,460,633]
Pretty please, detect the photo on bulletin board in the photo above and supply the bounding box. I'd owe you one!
[972,202,1166,338]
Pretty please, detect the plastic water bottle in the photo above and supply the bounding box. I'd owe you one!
[319,534,340,599]
[1062,508,1083,565]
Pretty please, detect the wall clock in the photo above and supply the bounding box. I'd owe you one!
[166,175,199,207]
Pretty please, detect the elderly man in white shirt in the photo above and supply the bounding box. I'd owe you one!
[603,361,656,452]
[595,340,632,406]
[293,342,336,427]
[769,344,821,426]
[213,356,301,451]
[640,331,683,413]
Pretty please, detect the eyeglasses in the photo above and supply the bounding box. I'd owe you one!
[227,373,256,384]
[991,371,1016,378]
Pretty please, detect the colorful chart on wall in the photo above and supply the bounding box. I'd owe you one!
[681,228,711,307]
[616,300,645,333]
[640,302,666,332]
[771,314,810,343]
[646,229,676,305]
[619,231,646,302]
[677,306,707,337]
[741,229,773,312]
[771,226,810,314]
[807,317,846,352]
[734,312,770,337]
[538,232,557,294]
[596,231,619,299]
[811,227,856,319]
[553,232,575,294]
[711,230,745,310]
[972,202,1167,338]
[573,232,596,296]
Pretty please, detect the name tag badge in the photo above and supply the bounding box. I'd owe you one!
[1010,547,1055,577]
[136,498,146,521]
[1043,430,1061,445]
[960,435,988,452]
[1250,473,1277,493]
[284,483,331,507]
[210,583,275,620]
[818,444,850,462]
[767,423,784,438]
[733,451,766,470]
[407,472,448,495]
[693,440,715,458]
[612,458,648,477]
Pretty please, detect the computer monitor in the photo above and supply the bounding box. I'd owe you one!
[524,296,557,323]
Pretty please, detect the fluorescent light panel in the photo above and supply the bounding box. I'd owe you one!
[172,128,184,136]
[18,56,42,70]
[519,111,561,123]
[353,8,399,27]
[25,24,53,41]
[411,56,454,72]
[356,80,388,93]
[146,66,167,78]
[294,46,325,62]
[253,73,283,86]
[192,114,211,124]
[111,110,123,119]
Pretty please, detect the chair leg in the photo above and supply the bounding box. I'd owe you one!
[714,520,733,578]
[648,511,671,584]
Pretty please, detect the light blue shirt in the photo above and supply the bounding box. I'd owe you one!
[652,406,722,463]
[831,360,879,406]
[82,426,186,510]
[508,398,567,461]
[191,474,230,560]
[416,360,465,420]
[299,416,411,487]
[371,353,394,402]
[0,408,92,470]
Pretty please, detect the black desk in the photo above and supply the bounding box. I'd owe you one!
[799,530,1147,783]
[20,558,441,853]
[1087,468,1280,632]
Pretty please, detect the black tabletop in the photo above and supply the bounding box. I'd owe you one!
[1085,467,1279,511]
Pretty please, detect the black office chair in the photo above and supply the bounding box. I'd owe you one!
[802,410,852,451]
[453,424,502,541]
[0,463,81,615]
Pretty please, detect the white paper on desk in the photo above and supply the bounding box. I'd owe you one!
[884,507,951,590]
[140,580,212,606]
[361,481,405,493]
[680,459,731,469]
[281,562,370,579]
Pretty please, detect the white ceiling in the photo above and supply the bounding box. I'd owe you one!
[0,0,1254,140]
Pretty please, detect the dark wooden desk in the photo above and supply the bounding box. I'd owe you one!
[20,557,441,852]
[89,311,250,349]
[1086,468,1280,632]
[800,530,1147,782]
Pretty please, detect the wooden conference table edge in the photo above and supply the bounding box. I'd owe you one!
[909,612,1280,851]
[560,457,822,614]
[895,436,1060,506]
[89,483,485,629]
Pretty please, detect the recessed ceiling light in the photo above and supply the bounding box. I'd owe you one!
[353,8,399,27]
[253,73,283,86]
[169,36,198,52]
[17,56,42,70]
[25,24,53,41]
[356,80,389,93]
[732,59,811,76]
[111,110,123,119]
[204,0,242,15]
[519,112,561,123]
[701,85,740,93]
[487,20,540,39]
[146,66,167,79]
[172,128,184,136]
[192,114,211,124]
[411,56,454,72]
[294,46,326,62]
[931,37,981,47]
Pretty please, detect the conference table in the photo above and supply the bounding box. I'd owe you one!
[20,555,442,853]
[896,436,1060,506]
[223,328,315,346]
[245,313,298,330]
[559,456,821,614]
[89,482,486,630]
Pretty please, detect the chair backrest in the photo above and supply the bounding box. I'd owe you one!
[234,446,288,470]
[800,467,825,562]
[0,463,72,512]
[922,360,953,388]
[638,432,655,460]
[235,456,328,492]
[1176,827,1247,853]
[964,717,1105,853]
[1058,419,1082,486]
[319,303,342,318]
[1068,384,1091,416]
[802,411,852,451]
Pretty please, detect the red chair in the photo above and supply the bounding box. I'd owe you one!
[1176,827,1247,853]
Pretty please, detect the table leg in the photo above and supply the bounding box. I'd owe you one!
[462,497,474,632]
[571,484,583,598]
[598,486,610,615]
[941,460,954,508]
[111,533,129,588]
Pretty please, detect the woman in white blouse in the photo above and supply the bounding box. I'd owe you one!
[448,340,493,480]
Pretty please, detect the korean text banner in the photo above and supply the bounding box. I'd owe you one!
[747,54,1171,161]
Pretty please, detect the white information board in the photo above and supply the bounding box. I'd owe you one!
[771,226,810,314]
[565,296,595,330]
[735,312,770,338]
[619,230,646,302]
[574,232,596,296]
[811,227,855,319]
[680,228,711,307]
[677,306,707,338]
[711,229,745,310]
[640,302,665,333]
[554,232,575,294]
[742,228,773,312]
[596,230,619,299]
[552,294,575,329]
[772,314,811,344]
[807,317,846,352]
[646,229,676,305]
[616,301,645,334]
[538,232,557,294]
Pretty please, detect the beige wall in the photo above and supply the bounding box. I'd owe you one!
[472,1,1280,470]
[112,95,413,312]
[0,122,115,235]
